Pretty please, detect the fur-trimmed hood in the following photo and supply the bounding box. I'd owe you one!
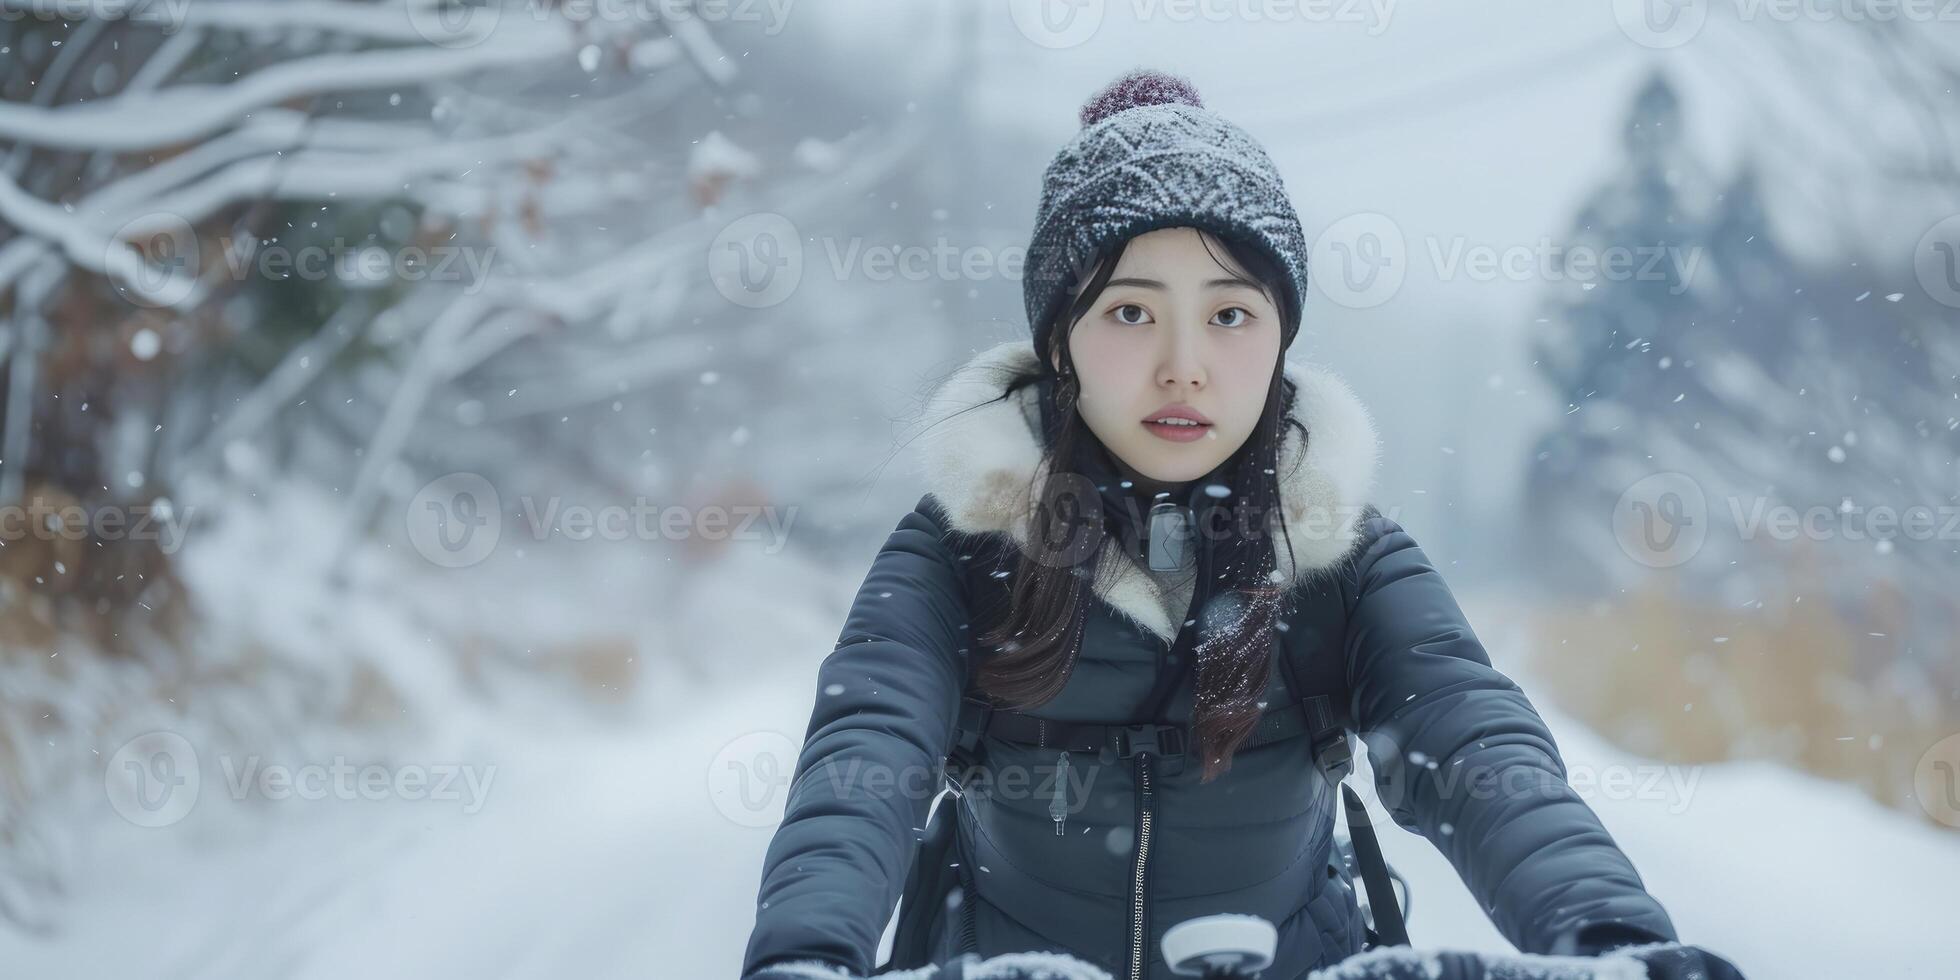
[913,339,1381,642]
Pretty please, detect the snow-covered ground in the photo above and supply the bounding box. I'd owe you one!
[2,8,1951,978]
[3,576,1956,979]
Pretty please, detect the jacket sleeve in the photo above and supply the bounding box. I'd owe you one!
[740,494,971,978]
[1340,507,1678,954]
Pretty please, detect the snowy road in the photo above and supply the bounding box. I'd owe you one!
[5,591,1956,979]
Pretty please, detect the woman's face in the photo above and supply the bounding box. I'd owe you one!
[1055,227,1283,491]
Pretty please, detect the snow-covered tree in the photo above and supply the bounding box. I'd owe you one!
[0,1,981,931]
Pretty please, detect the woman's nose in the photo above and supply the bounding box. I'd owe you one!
[1158,338,1205,389]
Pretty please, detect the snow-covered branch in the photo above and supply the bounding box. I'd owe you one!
[0,26,577,151]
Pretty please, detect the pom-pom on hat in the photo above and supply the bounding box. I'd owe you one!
[1024,68,1311,368]
[1078,69,1205,126]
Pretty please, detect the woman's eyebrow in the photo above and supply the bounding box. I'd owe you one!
[1102,276,1259,290]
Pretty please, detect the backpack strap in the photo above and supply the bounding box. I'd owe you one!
[1270,633,1355,785]
[1272,621,1410,949]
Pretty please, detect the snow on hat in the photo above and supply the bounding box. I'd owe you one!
[1023,68,1311,368]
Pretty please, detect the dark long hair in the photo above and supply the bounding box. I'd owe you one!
[975,229,1308,783]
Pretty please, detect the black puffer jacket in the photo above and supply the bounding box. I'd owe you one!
[740,341,1677,980]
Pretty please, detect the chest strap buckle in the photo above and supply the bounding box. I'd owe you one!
[1113,723,1187,773]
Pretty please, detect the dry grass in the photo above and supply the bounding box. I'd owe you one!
[1527,571,1960,831]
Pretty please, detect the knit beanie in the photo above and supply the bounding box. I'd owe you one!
[1023,68,1311,369]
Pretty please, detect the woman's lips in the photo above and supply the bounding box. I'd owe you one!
[1142,419,1212,443]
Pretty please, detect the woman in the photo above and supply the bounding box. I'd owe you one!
[739,70,1741,980]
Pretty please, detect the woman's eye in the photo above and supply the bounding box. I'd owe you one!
[1111,303,1151,325]
[1213,306,1251,327]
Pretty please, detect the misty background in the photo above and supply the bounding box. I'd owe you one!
[0,1,1956,977]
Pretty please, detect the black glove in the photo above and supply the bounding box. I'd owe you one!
[1617,944,1746,980]
[1561,921,1746,980]
[745,958,864,980]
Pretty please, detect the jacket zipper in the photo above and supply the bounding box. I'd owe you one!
[1049,750,1071,836]
[1128,752,1155,980]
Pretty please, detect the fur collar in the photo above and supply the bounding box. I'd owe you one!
[915,339,1381,642]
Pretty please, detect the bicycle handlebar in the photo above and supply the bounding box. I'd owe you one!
[860,910,1736,980]
[882,933,1701,980]
[883,946,1662,980]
